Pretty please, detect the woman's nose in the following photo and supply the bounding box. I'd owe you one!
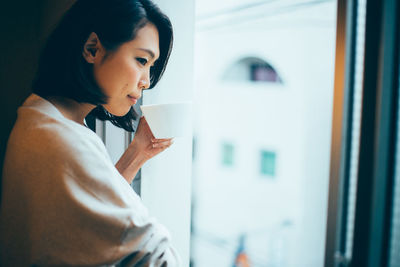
[139,73,150,90]
[138,80,148,90]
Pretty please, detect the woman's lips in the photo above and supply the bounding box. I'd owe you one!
[127,95,137,104]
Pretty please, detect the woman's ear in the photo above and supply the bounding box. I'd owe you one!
[82,32,103,63]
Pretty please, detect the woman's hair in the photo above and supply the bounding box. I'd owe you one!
[32,0,173,132]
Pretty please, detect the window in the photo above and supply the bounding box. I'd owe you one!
[223,57,283,84]
[222,143,234,166]
[260,150,276,177]
[250,62,281,82]
[325,0,400,266]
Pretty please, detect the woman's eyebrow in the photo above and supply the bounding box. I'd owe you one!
[136,48,156,59]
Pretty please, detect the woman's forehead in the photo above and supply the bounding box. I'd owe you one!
[125,24,160,58]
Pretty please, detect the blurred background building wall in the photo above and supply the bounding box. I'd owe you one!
[191,1,337,266]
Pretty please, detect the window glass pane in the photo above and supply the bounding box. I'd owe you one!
[191,1,337,266]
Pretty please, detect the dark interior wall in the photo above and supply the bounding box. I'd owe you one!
[0,0,75,195]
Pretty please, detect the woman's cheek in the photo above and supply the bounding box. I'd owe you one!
[128,64,140,83]
[94,67,115,95]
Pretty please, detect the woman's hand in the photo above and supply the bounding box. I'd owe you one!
[132,116,174,161]
[115,116,174,183]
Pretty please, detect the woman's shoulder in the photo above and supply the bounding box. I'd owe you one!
[8,94,107,161]
[4,95,120,189]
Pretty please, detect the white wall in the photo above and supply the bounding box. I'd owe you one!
[141,0,195,266]
[100,1,195,265]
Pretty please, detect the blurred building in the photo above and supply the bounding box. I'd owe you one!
[191,0,337,266]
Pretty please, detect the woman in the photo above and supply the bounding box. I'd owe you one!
[0,0,180,266]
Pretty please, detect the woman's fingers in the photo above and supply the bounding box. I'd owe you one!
[151,139,174,148]
[151,138,173,143]
[137,117,155,139]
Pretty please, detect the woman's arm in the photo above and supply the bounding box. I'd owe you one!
[116,220,181,266]
[4,116,180,266]
[115,117,173,184]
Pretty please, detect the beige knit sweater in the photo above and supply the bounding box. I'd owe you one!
[0,94,180,266]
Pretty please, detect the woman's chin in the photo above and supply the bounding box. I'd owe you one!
[102,106,131,117]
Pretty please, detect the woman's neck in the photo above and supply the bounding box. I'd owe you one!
[47,96,96,126]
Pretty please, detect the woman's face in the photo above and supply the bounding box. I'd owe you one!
[92,23,160,116]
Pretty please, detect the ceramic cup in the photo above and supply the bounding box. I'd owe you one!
[140,102,192,139]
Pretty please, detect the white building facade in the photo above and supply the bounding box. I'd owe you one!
[191,1,337,266]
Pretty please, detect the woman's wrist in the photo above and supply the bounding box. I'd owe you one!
[115,143,147,184]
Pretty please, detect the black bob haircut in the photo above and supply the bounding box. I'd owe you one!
[32,0,173,132]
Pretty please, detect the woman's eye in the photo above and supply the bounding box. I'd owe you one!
[136,58,148,66]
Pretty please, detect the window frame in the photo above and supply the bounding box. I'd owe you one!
[325,0,400,266]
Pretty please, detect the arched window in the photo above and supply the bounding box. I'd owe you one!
[223,56,283,84]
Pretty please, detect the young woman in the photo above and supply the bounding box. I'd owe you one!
[0,0,180,266]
